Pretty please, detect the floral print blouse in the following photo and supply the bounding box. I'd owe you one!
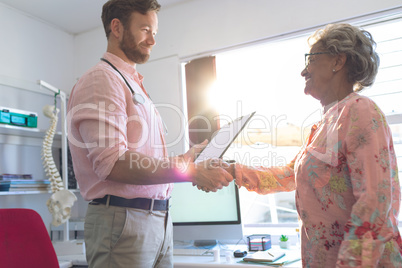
[234,93,402,267]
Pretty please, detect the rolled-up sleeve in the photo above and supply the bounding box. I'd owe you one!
[69,69,129,181]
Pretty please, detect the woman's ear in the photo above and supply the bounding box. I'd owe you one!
[334,53,347,72]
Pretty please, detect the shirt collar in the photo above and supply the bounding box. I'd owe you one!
[323,92,357,114]
[102,52,144,84]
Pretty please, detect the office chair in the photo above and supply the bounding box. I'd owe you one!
[0,208,59,268]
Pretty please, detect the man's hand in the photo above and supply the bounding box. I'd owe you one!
[192,158,233,192]
[182,139,208,163]
[224,162,236,178]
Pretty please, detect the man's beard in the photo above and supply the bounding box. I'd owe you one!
[120,29,150,64]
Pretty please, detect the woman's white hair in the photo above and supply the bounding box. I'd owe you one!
[308,23,380,92]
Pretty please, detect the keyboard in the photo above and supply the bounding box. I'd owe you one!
[173,248,214,256]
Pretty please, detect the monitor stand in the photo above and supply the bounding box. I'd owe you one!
[193,239,218,247]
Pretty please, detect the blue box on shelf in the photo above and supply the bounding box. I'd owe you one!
[0,181,11,191]
[0,107,38,128]
[247,234,271,251]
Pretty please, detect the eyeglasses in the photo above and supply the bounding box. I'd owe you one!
[304,52,331,68]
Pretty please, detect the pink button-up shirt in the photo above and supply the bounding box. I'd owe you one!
[67,52,172,200]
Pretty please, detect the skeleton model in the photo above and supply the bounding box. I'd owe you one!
[42,105,77,226]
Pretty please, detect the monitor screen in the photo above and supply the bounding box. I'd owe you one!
[170,180,243,246]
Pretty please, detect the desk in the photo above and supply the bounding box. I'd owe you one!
[174,247,302,268]
[58,249,302,268]
[174,255,301,267]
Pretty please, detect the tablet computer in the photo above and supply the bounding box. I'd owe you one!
[195,111,256,163]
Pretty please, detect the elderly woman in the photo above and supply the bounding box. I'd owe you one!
[228,24,402,267]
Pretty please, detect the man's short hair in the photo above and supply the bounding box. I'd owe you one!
[102,0,161,38]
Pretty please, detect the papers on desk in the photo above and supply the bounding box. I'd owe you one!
[242,249,301,266]
[243,249,285,262]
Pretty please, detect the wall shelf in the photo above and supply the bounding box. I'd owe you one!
[0,189,80,196]
[0,124,62,147]
[0,124,62,139]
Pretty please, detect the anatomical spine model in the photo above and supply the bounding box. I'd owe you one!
[42,105,77,226]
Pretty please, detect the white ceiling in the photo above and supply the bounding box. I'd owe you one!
[0,0,189,35]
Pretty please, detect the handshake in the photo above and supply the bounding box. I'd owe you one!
[180,140,236,193]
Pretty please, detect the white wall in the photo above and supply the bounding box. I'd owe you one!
[0,3,75,91]
[73,27,107,83]
[73,0,402,155]
[151,0,402,59]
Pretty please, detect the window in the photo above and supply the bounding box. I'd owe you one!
[204,14,402,227]
[214,34,315,227]
[364,18,402,224]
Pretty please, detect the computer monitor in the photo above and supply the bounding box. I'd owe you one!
[170,180,243,247]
